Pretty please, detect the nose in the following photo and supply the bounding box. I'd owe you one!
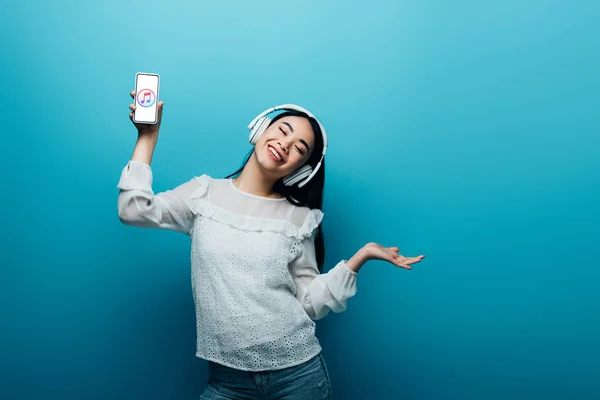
[277,140,289,153]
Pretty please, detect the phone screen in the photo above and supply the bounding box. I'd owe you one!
[133,73,160,124]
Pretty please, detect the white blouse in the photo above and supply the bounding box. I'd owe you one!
[116,160,358,371]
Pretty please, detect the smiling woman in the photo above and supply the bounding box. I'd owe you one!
[119,97,425,399]
[226,109,329,270]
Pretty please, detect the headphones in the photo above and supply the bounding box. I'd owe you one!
[248,104,328,188]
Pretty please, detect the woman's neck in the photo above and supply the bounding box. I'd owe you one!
[231,157,283,199]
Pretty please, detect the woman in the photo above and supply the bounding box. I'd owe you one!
[118,91,425,399]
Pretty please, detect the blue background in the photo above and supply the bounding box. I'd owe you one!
[1,0,599,399]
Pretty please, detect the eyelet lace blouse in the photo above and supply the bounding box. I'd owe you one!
[116,160,358,371]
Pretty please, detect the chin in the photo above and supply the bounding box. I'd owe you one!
[256,154,284,174]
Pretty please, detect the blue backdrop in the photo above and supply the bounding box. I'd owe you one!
[1,1,599,399]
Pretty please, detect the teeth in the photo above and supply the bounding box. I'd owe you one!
[269,146,282,161]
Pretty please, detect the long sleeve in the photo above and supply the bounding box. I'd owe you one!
[116,160,200,235]
[289,230,358,320]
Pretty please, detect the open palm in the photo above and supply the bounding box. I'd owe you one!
[362,242,425,270]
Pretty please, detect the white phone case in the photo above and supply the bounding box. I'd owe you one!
[133,72,160,124]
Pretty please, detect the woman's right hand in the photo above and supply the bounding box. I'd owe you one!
[129,90,164,135]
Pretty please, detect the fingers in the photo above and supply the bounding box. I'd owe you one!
[387,253,411,270]
[393,254,425,270]
[129,91,135,120]
[129,103,136,121]
[128,90,163,126]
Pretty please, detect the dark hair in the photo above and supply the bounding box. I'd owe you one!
[225,110,326,272]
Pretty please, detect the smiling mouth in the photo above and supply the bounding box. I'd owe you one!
[268,145,284,163]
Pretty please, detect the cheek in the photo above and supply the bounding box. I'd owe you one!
[289,154,307,168]
[259,133,277,147]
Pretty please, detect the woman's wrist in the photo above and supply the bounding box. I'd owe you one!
[345,247,370,273]
[131,132,159,165]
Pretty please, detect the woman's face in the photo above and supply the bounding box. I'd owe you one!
[254,115,316,179]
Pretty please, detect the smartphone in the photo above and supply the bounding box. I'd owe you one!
[133,72,160,124]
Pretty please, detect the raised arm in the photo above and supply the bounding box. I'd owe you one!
[117,90,198,234]
[117,161,199,234]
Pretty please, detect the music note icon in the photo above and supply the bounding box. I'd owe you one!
[139,92,149,104]
[138,90,155,107]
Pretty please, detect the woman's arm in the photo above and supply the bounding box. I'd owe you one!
[289,231,358,320]
[130,130,159,166]
[289,232,426,320]
[116,161,199,234]
[118,97,199,234]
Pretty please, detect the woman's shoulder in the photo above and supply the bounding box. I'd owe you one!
[191,173,214,183]
[183,173,221,201]
[285,202,324,231]
[189,173,226,189]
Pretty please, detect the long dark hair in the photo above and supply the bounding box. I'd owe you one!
[225,110,326,272]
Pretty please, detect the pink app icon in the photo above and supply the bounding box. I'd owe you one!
[137,89,156,107]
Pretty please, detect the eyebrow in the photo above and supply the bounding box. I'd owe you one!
[282,121,310,153]
[282,121,294,133]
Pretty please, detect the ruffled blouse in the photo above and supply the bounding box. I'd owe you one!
[116,160,358,371]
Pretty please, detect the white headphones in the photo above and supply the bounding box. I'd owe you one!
[248,104,328,188]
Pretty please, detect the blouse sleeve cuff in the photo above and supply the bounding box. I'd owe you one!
[327,260,358,300]
[341,260,358,276]
[116,160,153,191]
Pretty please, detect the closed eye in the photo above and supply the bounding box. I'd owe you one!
[279,127,305,155]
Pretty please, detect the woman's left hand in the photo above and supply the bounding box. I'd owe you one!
[361,242,425,270]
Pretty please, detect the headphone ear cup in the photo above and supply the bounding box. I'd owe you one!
[248,117,263,144]
[249,117,272,144]
[283,164,313,187]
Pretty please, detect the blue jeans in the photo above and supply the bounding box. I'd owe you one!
[199,353,332,399]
